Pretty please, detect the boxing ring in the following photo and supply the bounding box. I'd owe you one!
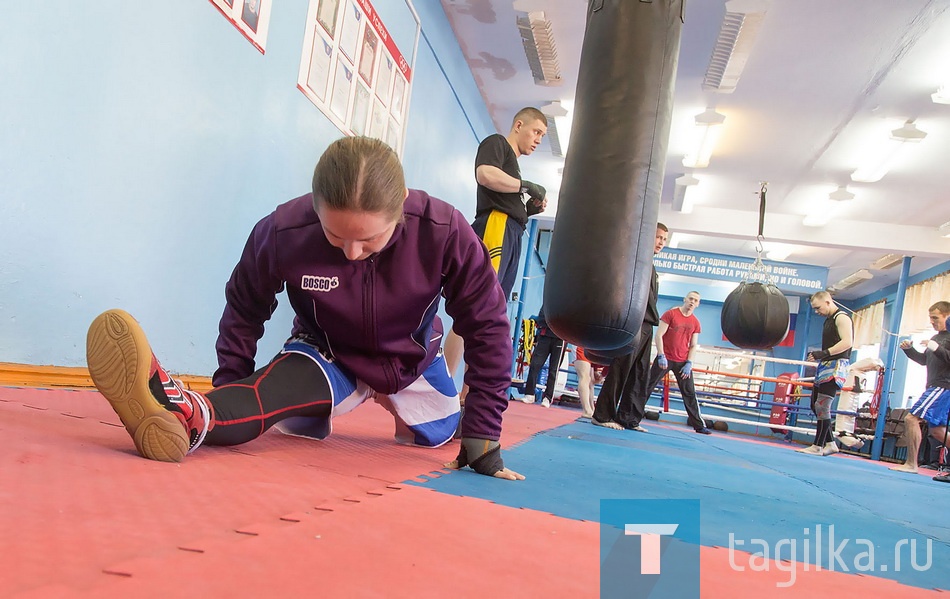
[648,348,885,445]
[544,347,886,449]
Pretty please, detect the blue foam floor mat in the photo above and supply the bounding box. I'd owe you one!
[411,420,950,590]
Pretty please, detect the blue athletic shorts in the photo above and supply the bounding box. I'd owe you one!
[910,387,950,428]
[274,339,461,447]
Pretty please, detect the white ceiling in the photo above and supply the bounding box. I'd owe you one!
[440,0,950,300]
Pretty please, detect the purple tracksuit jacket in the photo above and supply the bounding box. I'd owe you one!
[213,190,512,441]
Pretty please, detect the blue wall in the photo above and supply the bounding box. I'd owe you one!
[0,0,493,375]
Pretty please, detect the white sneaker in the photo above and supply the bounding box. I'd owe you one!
[838,435,864,449]
[541,398,551,408]
[820,442,839,456]
[796,445,821,454]
[516,395,535,404]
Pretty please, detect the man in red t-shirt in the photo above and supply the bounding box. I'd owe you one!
[647,291,711,434]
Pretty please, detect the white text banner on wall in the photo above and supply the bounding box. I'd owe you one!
[654,248,828,295]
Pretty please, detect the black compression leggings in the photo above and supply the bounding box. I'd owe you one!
[810,379,839,446]
[203,352,333,446]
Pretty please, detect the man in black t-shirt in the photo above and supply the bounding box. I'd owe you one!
[470,107,549,297]
[797,290,853,456]
[444,107,549,392]
[890,301,950,475]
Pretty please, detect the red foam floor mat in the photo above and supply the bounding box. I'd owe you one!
[0,386,578,597]
[17,483,944,598]
[61,485,602,598]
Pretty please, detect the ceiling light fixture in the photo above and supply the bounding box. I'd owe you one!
[682,109,726,169]
[869,253,904,270]
[939,221,950,238]
[538,100,568,118]
[850,121,927,183]
[672,174,700,213]
[828,185,855,201]
[702,0,771,93]
[829,269,873,292]
[544,117,563,157]
[516,11,562,87]
[539,101,567,158]
[803,186,851,227]
[932,84,950,105]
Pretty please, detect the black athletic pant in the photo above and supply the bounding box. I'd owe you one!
[524,336,565,400]
[593,321,654,428]
[204,352,333,446]
[471,210,524,300]
[646,359,707,430]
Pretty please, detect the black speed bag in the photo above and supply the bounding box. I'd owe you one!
[720,282,790,350]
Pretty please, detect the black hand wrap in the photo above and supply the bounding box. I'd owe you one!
[455,438,504,476]
[811,349,830,361]
[520,180,546,200]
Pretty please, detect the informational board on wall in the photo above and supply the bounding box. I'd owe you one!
[208,0,273,54]
[654,248,829,295]
[297,0,419,155]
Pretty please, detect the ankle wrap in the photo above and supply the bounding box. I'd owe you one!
[455,438,504,476]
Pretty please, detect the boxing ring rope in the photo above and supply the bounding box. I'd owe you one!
[651,348,884,439]
[543,345,883,445]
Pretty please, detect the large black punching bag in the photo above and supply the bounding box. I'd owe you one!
[720,282,790,349]
[585,332,642,365]
[544,0,685,351]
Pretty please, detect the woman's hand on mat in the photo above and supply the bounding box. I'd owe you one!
[443,458,525,480]
[493,466,525,481]
[448,438,526,480]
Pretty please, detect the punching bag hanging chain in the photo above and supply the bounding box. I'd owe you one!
[720,180,790,350]
[747,182,772,285]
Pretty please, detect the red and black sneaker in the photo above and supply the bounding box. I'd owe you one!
[86,309,213,462]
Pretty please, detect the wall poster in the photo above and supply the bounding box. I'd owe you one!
[297,0,419,155]
[209,0,273,53]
